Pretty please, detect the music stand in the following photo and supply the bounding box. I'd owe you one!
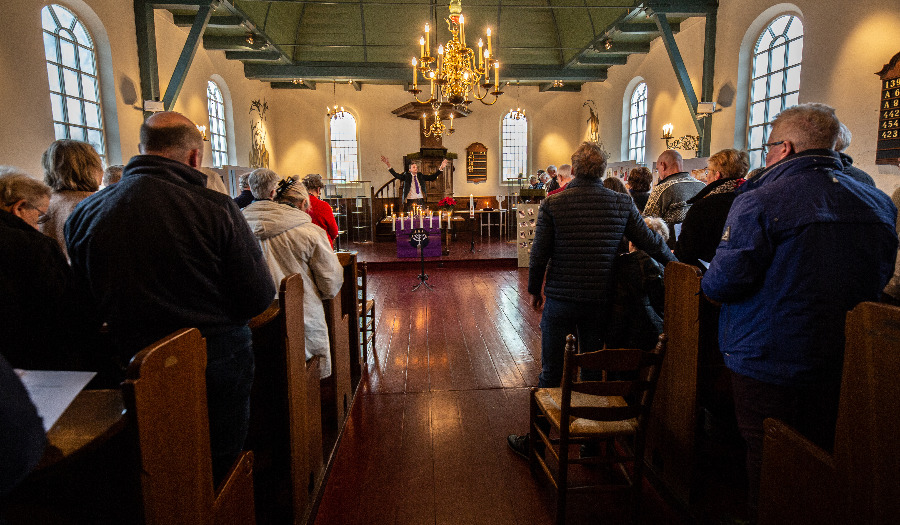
[410,228,433,291]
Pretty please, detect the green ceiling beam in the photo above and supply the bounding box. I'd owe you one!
[225,50,283,60]
[244,62,608,82]
[270,81,317,89]
[163,2,215,110]
[618,22,678,34]
[592,42,651,54]
[173,14,242,27]
[654,12,702,136]
[203,35,270,50]
[699,6,716,157]
[578,55,628,65]
[134,0,160,119]
[645,0,717,17]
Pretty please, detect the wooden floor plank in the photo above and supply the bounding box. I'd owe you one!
[314,266,690,525]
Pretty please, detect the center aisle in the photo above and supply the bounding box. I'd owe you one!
[313,267,690,525]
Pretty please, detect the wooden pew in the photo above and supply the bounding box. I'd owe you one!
[645,261,733,507]
[122,328,256,525]
[321,252,360,432]
[759,302,900,525]
[247,275,325,525]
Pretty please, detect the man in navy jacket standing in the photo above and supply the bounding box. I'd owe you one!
[702,103,898,517]
[66,111,275,483]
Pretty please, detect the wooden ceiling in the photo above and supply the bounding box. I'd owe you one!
[158,0,716,91]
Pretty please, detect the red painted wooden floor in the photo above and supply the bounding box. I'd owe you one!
[313,267,693,525]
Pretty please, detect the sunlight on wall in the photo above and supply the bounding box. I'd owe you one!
[537,132,573,167]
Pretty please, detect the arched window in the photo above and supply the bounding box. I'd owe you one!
[330,112,359,182]
[207,81,228,167]
[41,4,106,159]
[501,111,528,182]
[748,15,803,168]
[628,82,648,165]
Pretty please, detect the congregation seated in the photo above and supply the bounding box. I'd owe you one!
[40,139,103,260]
[242,169,344,378]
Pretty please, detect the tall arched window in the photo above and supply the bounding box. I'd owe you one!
[330,112,359,182]
[501,111,528,182]
[41,4,106,159]
[207,81,228,167]
[628,82,648,165]
[748,15,803,168]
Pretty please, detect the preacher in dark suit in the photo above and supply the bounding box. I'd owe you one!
[380,155,448,211]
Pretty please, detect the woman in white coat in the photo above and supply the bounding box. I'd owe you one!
[242,169,343,378]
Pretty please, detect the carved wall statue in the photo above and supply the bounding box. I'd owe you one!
[584,99,600,143]
[249,99,270,168]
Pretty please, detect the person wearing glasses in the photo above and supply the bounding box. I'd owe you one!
[0,168,91,371]
[701,103,898,519]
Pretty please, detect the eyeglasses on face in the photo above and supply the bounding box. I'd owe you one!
[26,202,49,222]
[763,140,785,153]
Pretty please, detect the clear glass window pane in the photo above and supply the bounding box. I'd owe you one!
[43,32,59,62]
[66,97,84,125]
[628,82,647,164]
[770,15,789,36]
[72,22,92,47]
[787,40,803,67]
[47,63,61,92]
[85,102,101,128]
[785,66,801,93]
[502,112,527,180]
[62,68,80,97]
[79,49,95,76]
[59,38,76,68]
[42,8,56,31]
[769,71,785,97]
[770,44,787,71]
[54,6,74,29]
[70,126,86,142]
[207,80,228,167]
[42,5,106,160]
[82,75,98,102]
[331,112,359,181]
[50,93,65,122]
[748,14,803,169]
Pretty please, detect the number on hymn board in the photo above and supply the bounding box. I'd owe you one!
[884,99,900,109]
[882,130,899,139]
[885,109,900,119]
[886,78,900,90]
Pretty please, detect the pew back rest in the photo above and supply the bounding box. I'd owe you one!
[835,301,900,522]
[122,328,214,525]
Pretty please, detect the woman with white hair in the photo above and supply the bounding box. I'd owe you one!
[242,169,343,378]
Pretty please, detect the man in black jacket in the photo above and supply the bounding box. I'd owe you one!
[380,155,448,211]
[66,111,275,483]
[508,142,676,458]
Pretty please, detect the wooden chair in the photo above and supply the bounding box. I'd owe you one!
[357,261,376,363]
[529,333,668,524]
[758,301,900,525]
[121,328,256,525]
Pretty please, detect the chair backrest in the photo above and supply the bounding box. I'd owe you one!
[122,328,214,525]
[560,333,668,425]
[357,262,368,304]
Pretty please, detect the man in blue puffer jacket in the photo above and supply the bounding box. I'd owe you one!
[508,141,675,458]
[702,103,898,517]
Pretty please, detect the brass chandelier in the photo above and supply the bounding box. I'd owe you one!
[409,0,503,135]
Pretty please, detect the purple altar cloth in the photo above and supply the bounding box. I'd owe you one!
[395,221,442,258]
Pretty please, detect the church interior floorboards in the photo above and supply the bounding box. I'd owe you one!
[313,267,695,525]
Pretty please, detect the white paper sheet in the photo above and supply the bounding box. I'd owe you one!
[15,370,97,432]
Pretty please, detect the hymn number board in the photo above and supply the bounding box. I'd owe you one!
[876,52,900,165]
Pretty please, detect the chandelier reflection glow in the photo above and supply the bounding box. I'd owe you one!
[410,0,503,136]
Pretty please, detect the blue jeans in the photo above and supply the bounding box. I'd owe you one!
[538,298,606,387]
[203,325,255,485]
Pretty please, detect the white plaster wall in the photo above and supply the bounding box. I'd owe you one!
[2,0,898,193]
[584,0,900,192]
[267,83,585,198]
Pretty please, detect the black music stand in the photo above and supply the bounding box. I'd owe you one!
[410,228,433,291]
